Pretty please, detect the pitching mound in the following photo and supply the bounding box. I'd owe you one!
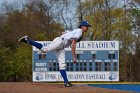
[0,82,135,93]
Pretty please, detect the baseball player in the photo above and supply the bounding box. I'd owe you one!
[19,20,91,87]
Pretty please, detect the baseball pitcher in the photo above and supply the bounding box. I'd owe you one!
[19,20,91,87]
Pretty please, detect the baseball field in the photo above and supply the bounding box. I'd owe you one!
[0,82,136,93]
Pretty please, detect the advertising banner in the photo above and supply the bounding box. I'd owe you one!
[33,72,119,82]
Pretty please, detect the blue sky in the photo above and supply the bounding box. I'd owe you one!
[0,0,25,5]
[0,0,14,4]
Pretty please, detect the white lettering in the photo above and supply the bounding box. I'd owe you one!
[113,60,118,62]
[35,68,47,71]
[95,60,102,62]
[33,41,119,51]
[105,60,111,62]
[36,63,47,66]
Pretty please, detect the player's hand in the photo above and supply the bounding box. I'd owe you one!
[73,58,77,64]
[73,60,76,64]
[41,49,47,53]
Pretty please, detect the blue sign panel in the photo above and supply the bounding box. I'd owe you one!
[32,41,119,82]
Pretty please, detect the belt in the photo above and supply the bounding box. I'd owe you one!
[62,38,64,40]
[61,38,65,48]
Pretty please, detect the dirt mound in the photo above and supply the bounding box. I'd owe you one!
[0,82,134,93]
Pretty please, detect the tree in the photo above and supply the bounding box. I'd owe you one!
[134,0,140,4]
[0,0,65,81]
[22,0,64,40]
[78,0,138,81]
[129,7,140,81]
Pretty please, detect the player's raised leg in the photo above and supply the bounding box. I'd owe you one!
[18,36,45,53]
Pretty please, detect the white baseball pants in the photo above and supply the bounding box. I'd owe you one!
[41,37,66,70]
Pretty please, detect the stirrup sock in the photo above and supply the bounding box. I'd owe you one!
[60,69,68,83]
[28,39,43,49]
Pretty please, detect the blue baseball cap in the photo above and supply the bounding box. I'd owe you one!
[79,20,91,27]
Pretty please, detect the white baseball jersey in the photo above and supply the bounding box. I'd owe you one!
[61,28,83,47]
[42,28,83,70]
[46,28,83,51]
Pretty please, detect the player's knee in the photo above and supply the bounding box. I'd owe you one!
[40,47,47,53]
[53,37,60,42]
[59,63,66,70]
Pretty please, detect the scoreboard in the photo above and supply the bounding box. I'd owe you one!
[32,41,119,82]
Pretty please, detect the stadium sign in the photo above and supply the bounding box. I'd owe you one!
[32,41,119,82]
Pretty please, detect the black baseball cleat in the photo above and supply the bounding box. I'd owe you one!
[64,82,73,87]
[18,36,28,43]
